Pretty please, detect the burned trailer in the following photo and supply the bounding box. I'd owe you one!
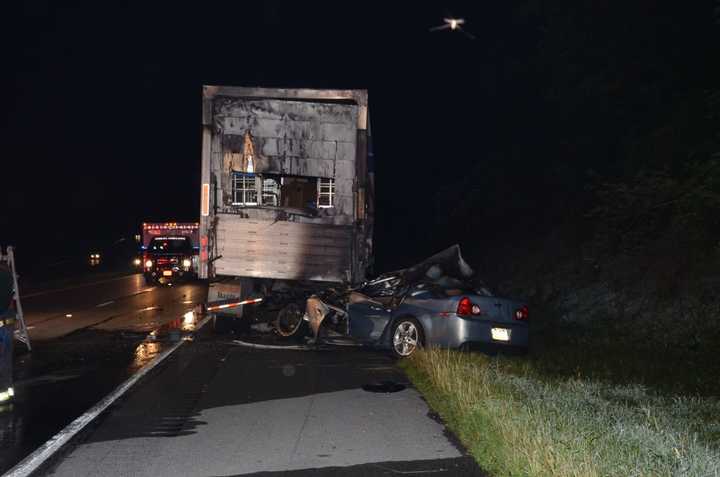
[199,86,374,330]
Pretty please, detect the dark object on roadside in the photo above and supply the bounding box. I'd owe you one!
[0,264,15,401]
[0,265,12,315]
[362,381,406,393]
[300,245,529,358]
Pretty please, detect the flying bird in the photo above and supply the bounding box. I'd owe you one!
[429,17,476,40]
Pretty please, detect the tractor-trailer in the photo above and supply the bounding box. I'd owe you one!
[199,86,374,289]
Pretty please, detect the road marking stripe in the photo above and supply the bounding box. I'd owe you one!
[138,306,161,312]
[4,315,212,477]
[96,301,114,308]
[23,274,138,299]
[194,313,213,331]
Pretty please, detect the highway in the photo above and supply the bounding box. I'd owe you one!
[23,274,206,341]
[42,341,483,476]
[0,273,207,475]
[2,274,485,476]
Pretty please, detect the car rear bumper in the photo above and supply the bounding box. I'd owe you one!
[433,316,529,349]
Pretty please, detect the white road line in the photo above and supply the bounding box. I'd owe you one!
[96,301,114,308]
[194,314,213,331]
[23,274,138,299]
[4,314,212,477]
[138,306,161,312]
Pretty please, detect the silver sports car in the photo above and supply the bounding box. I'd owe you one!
[301,245,529,358]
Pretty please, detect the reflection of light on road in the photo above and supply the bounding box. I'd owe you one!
[65,314,73,318]
[132,341,161,369]
[139,306,160,312]
[142,288,155,293]
[182,310,196,331]
[0,387,14,402]
[182,300,193,304]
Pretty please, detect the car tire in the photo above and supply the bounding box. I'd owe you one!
[390,317,424,358]
[274,303,309,342]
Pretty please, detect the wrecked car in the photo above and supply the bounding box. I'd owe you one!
[277,245,529,357]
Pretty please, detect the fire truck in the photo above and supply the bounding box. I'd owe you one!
[139,222,199,285]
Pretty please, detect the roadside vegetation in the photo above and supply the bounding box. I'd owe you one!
[401,348,720,477]
[398,6,720,475]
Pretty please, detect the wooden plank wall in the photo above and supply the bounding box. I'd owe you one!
[214,215,352,282]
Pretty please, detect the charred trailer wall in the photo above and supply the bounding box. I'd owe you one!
[199,87,372,284]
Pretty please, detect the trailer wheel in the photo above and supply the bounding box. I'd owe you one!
[274,303,308,341]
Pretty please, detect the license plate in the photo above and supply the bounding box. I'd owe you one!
[162,270,173,277]
[491,327,511,342]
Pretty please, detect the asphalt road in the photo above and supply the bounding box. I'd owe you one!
[23,273,206,341]
[41,331,486,476]
[5,274,485,476]
[0,273,208,475]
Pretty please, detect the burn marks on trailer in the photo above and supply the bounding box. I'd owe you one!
[210,98,357,220]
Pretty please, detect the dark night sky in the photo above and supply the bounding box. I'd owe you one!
[2,1,717,272]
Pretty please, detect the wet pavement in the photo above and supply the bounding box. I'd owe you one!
[0,274,208,475]
[23,274,206,341]
[40,330,487,476]
[4,273,486,476]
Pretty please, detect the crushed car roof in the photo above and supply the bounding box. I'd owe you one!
[361,244,479,292]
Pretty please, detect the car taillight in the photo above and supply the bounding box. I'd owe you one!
[457,297,482,316]
[515,305,529,321]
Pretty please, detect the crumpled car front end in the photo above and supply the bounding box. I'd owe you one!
[300,244,529,356]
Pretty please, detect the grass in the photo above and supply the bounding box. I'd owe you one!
[401,348,720,477]
[527,303,720,397]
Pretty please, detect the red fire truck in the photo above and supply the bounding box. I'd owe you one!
[139,222,199,284]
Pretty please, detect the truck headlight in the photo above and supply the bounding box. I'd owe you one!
[145,260,153,268]
[133,258,142,266]
[182,259,192,268]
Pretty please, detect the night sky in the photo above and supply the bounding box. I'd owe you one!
[2,1,718,274]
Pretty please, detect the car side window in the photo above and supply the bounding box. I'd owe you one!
[407,283,445,299]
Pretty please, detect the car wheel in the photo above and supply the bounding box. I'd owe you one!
[390,317,424,358]
[274,303,308,341]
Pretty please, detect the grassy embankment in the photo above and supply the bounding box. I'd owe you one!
[401,347,720,476]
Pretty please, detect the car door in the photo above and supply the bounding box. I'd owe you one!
[347,295,392,342]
